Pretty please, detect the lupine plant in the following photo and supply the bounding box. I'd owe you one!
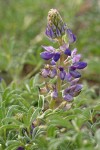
[0,8,100,150]
[40,9,87,108]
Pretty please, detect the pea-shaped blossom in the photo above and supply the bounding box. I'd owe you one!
[40,46,60,62]
[63,84,83,101]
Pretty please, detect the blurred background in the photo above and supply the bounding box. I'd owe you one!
[0,0,99,97]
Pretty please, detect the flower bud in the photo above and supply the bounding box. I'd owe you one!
[46,9,66,39]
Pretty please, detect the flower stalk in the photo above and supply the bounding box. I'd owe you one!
[40,9,87,108]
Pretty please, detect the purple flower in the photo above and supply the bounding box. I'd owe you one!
[69,70,81,78]
[41,68,49,78]
[63,94,73,101]
[63,84,82,101]
[53,52,60,62]
[49,69,57,78]
[65,73,72,82]
[66,29,76,43]
[40,9,87,104]
[64,48,71,56]
[59,67,66,80]
[17,147,24,150]
[50,59,56,65]
[51,89,58,98]
[40,51,54,60]
[60,44,69,51]
[42,46,55,52]
[71,48,81,63]
[73,62,87,69]
[51,85,58,98]
[70,78,80,86]
[41,46,60,62]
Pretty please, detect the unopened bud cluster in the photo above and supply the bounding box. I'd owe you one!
[40,9,87,104]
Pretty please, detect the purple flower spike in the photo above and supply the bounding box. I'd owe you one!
[63,94,73,101]
[53,52,60,62]
[64,48,71,56]
[67,29,76,43]
[69,70,81,78]
[40,51,54,60]
[74,62,87,69]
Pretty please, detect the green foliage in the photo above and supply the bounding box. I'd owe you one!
[0,78,99,150]
[0,0,99,150]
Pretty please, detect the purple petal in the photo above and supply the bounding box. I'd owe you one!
[74,84,83,92]
[73,62,87,69]
[17,147,24,150]
[49,69,57,78]
[64,48,71,56]
[53,52,60,62]
[71,48,77,57]
[61,25,65,34]
[65,73,72,82]
[60,44,69,51]
[51,90,58,98]
[73,84,83,96]
[72,54,81,63]
[63,94,73,101]
[67,29,76,43]
[64,85,76,96]
[70,78,80,86]
[69,66,76,71]
[49,28,55,38]
[60,70,66,80]
[45,27,50,37]
[69,70,81,78]
[59,67,64,72]
[45,26,55,39]
[40,51,54,60]
[41,69,49,78]
[50,59,56,65]
[42,46,55,52]
[56,28,61,37]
